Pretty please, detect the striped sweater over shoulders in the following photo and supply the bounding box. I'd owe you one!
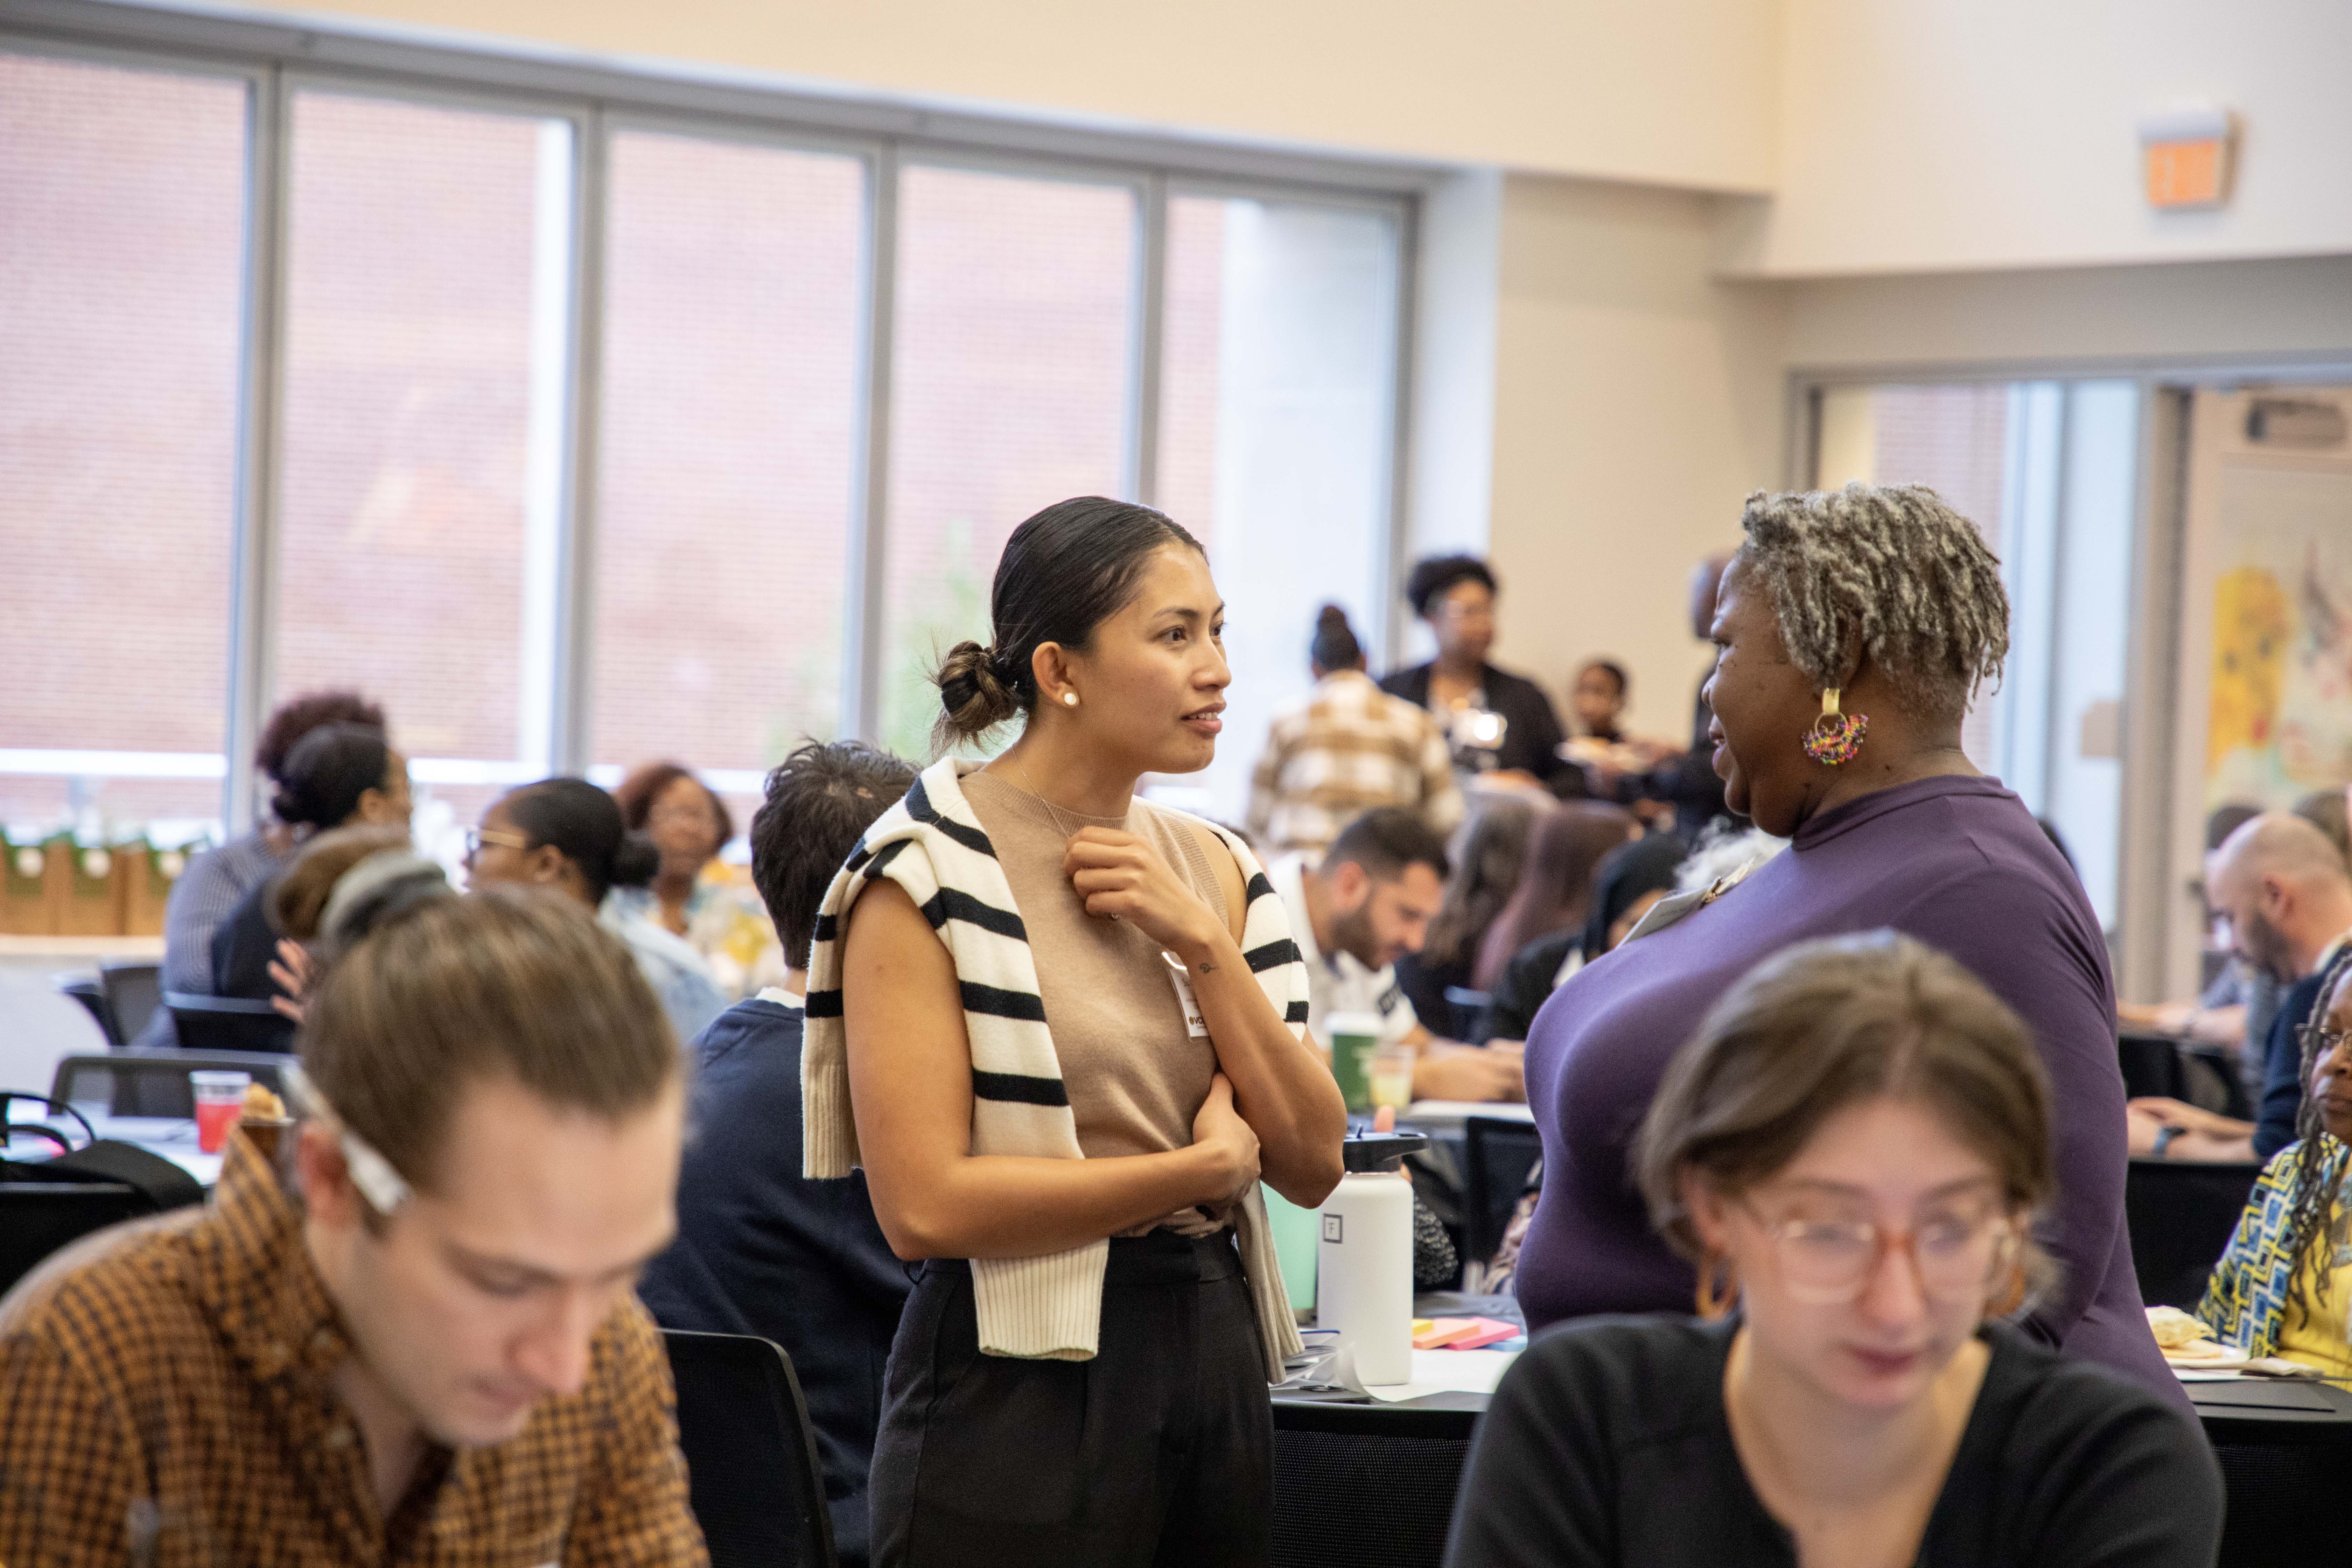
[802,756,1312,1377]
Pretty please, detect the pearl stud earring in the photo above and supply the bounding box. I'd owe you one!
[1063,692,1079,707]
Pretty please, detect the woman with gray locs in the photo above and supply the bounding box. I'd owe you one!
[1516,483,2184,1408]
[808,497,1346,1566]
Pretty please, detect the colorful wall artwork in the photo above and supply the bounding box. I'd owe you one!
[2205,464,2352,810]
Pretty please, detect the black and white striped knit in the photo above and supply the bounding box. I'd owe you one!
[802,757,1311,1378]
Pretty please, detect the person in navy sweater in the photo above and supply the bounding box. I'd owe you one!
[636,740,918,1567]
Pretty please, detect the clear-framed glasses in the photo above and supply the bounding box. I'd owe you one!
[1740,1197,2018,1305]
[463,826,530,868]
[647,799,718,830]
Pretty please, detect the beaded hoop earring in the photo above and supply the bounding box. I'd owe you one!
[1802,687,1869,766]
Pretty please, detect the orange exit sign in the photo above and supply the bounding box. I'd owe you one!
[2140,108,2236,210]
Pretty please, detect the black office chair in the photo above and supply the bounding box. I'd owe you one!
[1272,1425,1471,1568]
[1461,1115,1544,1270]
[661,1330,837,1568]
[0,1182,159,1299]
[2214,1442,2348,1567]
[50,1050,297,1121]
[165,991,298,1056]
[2124,1157,2262,1308]
[2178,1040,2253,1121]
[2116,1030,2187,1101]
[52,975,122,1045]
[1441,987,1491,1045]
[101,961,164,1044]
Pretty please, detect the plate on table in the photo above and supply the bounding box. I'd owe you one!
[2164,1344,2251,1372]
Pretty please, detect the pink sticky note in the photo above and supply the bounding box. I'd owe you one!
[1445,1318,1520,1350]
[1412,1318,1478,1349]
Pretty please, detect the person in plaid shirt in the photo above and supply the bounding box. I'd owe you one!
[1247,606,1464,857]
[0,887,705,1566]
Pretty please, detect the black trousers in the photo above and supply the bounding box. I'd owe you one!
[869,1230,1275,1567]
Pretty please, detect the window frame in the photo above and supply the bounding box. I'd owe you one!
[2,1,1424,833]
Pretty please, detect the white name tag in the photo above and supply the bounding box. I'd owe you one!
[1166,956,1210,1038]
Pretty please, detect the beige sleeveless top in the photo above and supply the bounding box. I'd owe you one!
[961,771,1230,1188]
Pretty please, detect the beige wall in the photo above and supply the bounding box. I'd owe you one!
[242,0,1778,193]
[1777,252,2352,371]
[1478,175,1786,743]
[1736,0,2352,276]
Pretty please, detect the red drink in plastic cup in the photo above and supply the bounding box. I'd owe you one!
[191,1070,251,1155]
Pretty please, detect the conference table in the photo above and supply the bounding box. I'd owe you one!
[1271,1292,2352,1444]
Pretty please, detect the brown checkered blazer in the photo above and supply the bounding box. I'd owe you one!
[0,1132,706,1566]
[1246,670,1465,856]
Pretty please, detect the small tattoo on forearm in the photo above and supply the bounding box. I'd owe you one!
[1195,960,1217,974]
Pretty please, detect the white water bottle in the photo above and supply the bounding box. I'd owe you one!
[1316,1132,1425,1386]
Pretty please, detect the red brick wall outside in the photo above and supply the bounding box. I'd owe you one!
[875,164,1135,760]
[1155,197,1226,559]
[592,130,861,806]
[0,53,241,827]
[274,90,553,831]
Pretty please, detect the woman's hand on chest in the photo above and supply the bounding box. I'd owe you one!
[1061,827,1225,962]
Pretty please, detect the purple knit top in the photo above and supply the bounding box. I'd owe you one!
[1517,774,2181,1408]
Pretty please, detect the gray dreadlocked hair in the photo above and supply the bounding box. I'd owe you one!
[1737,484,2011,730]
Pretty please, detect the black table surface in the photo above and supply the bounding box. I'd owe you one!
[1271,1296,2352,1446]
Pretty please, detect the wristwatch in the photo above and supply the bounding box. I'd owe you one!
[2152,1125,2182,1159]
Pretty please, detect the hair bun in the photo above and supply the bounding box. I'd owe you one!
[934,640,1020,744]
[1309,603,1365,672]
[609,830,662,890]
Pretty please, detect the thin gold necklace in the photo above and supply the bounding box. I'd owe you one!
[1011,755,1149,934]
[1012,754,1092,841]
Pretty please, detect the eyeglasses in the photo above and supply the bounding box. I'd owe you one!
[463,826,530,867]
[1740,1197,2018,1305]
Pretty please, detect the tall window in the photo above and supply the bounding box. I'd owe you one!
[0,23,1412,857]
[1158,195,1402,820]
[275,90,574,837]
[878,166,1138,759]
[593,129,865,824]
[0,51,245,829]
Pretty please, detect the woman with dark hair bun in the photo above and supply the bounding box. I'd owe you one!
[811,495,1345,1566]
[466,776,726,1043]
[1380,553,1580,793]
[1246,602,1464,857]
[142,690,389,1045]
[209,723,412,1027]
